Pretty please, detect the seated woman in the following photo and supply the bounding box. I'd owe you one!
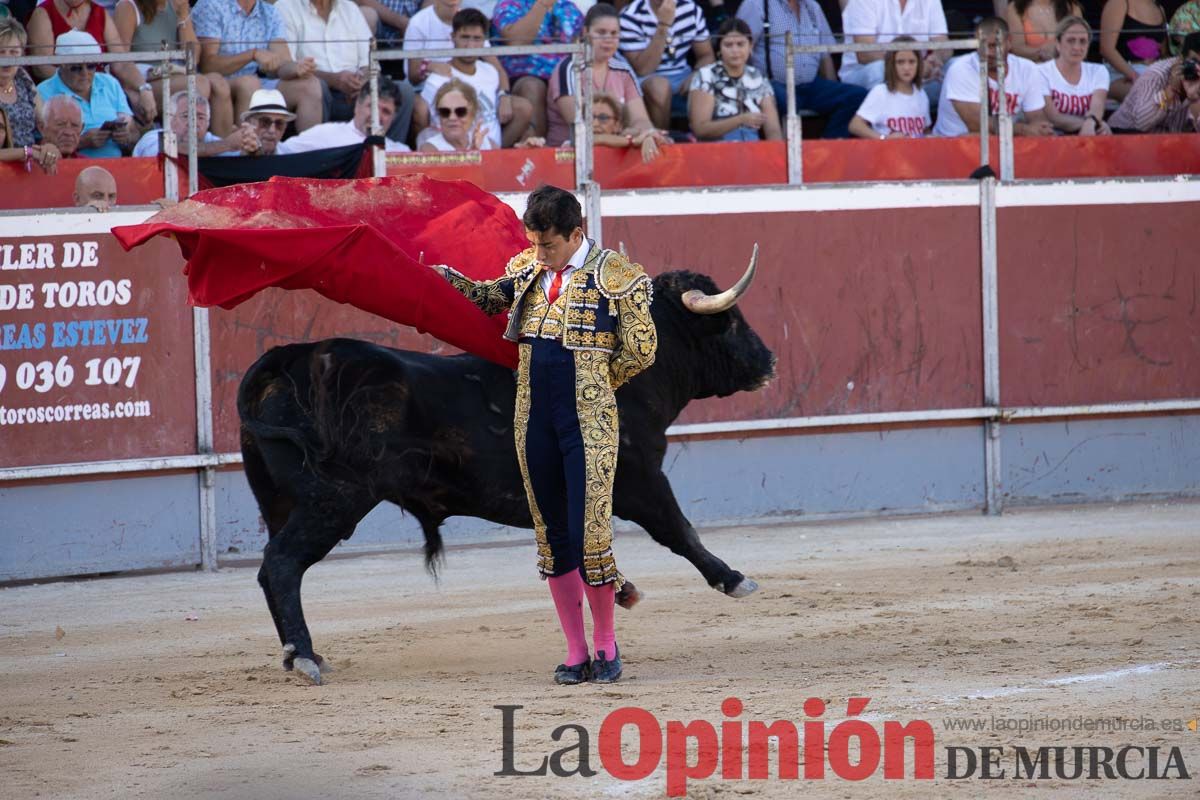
[1038,16,1111,134]
[585,91,665,162]
[0,18,42,148]
[848,37,931,139]
[545,3,655,147]
[687,18,781,143]
[113,0,234,135]
[0,106,59,172]
[1100,0,1169,101]
[420,79,496,152]
[1005,0,1085,63]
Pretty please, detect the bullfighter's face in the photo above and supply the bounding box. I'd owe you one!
[526,226,584,272]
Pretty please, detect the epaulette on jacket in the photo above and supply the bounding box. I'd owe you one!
[596,251,652,301]
[506,247,539,277]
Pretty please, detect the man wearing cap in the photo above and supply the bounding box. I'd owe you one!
[237,87,296,155]
[35,30,140,157]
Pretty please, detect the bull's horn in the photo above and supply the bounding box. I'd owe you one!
[681,243,758,315]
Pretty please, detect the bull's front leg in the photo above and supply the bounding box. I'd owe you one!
[616,470,758,598]
[260,514,343,685]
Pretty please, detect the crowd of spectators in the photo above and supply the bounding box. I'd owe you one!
[0,0,1196,184]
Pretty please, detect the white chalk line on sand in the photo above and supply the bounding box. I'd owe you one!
[938,658,1198,706]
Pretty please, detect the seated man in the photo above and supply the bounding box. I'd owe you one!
[355,0,421,47]
[933,16,1054,137]
[736,0,868,138]
[278,75,412,152]
[1109,33,1200,133]
[275,0,414,141]
[132,92,245,156]
[237,88,296,155]
[74,165,117,211]
[192,0,323,131]
[417,9,532,148]
[492,0,583,136]
[838,0,949,105]
[619,0,714,130]
[35,30,140,157]
[38,94,84,158]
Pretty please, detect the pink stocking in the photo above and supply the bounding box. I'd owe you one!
[546,572,589,666]
[583,580,616,659]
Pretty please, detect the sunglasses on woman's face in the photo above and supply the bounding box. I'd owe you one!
[437,105,469,119]
[65,64,100,74]
[593,113,615,123]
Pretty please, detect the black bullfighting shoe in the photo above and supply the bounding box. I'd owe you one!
[591,646,622,684]
[554,658,592,685]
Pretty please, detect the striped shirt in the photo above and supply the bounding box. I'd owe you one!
[735,0,834,84]
[1108,57,1200,133]
[619,0,710,75]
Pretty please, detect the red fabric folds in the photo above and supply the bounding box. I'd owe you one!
[111,175,524,368]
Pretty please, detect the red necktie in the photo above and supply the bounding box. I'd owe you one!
[547,269,564,304]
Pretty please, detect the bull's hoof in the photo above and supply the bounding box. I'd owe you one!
[282,644,332,681]
[616,582,643,610]
[292,657,324,685]
[725,577,759,598]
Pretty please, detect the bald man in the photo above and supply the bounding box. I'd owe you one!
[74,166,118,212]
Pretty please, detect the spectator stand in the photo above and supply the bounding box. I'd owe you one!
[783,34,1009,183]
[372,40,603,236]
[0,44,201,198]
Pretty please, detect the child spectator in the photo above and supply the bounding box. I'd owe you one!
[1038,16,1111,133]
[547,3,654,146]
[849,36,931,138]
[688,17,782,140]
[419,9,532,148]
[839,0,949,106]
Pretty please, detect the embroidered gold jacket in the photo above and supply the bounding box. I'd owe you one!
[438,241,657,389]
[437,241,658,586]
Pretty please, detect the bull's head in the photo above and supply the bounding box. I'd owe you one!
[650,246,776,401]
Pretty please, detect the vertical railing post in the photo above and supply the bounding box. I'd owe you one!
[785,33,801,185]
[996,31,1014,182]
[186,48,198,197]
[977,37,989,172]
[370,38,385,178]
[161,48,178,202]
[979,174,1002,514]
[575,40,601,245]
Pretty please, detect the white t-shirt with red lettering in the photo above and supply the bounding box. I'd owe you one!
[1036,60,1108,119]
[934,53,1045,137]
[854,83,931,136]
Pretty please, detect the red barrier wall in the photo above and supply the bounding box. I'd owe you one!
[3,186,1197,470]
[998,202,1200,406]
[2,133,1196,210]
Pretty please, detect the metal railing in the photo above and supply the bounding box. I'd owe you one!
[783,34,1021,183]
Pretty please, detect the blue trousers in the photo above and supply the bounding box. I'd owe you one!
[770,77,868,139]
[523,338,586,576]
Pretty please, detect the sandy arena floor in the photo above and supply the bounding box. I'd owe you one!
[1,502,1198,799]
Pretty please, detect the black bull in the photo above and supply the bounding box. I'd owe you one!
[238,268,776,683]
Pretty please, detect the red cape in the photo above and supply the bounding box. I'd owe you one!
[111,175,524,368]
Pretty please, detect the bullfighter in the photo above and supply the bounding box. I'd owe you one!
[433,184,657,685]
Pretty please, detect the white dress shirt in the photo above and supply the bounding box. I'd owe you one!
[539,237,590,298]
[276,0,372,72]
